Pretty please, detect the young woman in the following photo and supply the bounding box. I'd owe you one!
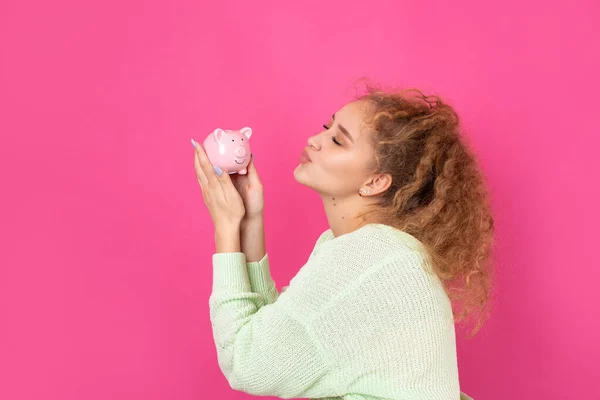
[191,87,494,400]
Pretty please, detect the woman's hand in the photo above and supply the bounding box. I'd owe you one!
[192,138,245,231]
[230,155,264,221]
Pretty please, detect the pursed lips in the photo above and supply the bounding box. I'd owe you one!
[302,148,312,162]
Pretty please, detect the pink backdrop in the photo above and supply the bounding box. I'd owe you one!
[1,1,598,399]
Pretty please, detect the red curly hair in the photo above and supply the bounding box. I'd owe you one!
[352,80,496,338]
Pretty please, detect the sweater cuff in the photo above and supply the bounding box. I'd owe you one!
[212,252,251,293]
[246,253,276,292]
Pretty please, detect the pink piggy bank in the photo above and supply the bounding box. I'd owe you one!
[202,127,252,175]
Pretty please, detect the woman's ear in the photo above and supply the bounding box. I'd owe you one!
[370,173,393,195]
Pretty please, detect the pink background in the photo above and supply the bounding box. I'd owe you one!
[1,1,598,399]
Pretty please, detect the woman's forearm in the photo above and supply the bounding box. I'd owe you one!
[214,223,241,253]
[240,214,266,262]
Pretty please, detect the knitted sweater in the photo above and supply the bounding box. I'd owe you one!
[208,223,473,400]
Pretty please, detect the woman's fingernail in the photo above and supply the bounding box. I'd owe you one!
[214,166,223,176]
[190,138,197,148]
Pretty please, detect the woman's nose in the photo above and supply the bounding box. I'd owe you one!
[307,135,319,149]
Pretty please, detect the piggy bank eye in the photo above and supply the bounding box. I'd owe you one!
[231,139,234,142]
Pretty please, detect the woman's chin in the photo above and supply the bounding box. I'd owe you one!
[292,165,303,181]
[293,164,310,185]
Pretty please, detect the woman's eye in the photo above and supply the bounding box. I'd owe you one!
[323,124,340,145]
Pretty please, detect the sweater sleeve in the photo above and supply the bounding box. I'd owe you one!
[209,252,340,399]
[245,253,287,306]
[243,228,331,306]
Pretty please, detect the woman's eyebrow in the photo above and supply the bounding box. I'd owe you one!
[332,113,355,143]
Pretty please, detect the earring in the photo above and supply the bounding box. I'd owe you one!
[359,189,371,196]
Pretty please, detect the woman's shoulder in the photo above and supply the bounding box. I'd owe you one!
[300,224,429,284]
[314,223,427,258]
[278,224,433,321]
[367,223,428,254]
[306,228,335,260]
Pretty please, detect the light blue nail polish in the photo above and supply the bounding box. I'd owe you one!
[190,138,197,148]
[214,166,223,176]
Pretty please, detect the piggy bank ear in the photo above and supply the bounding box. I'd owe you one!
[240,127,252,139]
[212,128,226,142]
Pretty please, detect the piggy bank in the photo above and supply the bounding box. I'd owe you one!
[202,127,252,175]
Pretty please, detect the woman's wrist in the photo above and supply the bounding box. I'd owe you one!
[214,223,241,253]
[240,214,266,262]
[241,212,264,227]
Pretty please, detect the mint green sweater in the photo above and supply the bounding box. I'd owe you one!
[209,223,474,400]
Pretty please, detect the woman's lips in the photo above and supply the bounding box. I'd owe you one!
[299,149,312,163]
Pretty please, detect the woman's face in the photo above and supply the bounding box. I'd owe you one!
[293,100,377,197]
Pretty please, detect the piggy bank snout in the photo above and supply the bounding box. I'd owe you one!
[234,146,247,157]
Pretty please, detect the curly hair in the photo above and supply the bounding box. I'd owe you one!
[352,81,496,338]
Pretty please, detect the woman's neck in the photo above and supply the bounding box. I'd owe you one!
[320,193,381,238]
